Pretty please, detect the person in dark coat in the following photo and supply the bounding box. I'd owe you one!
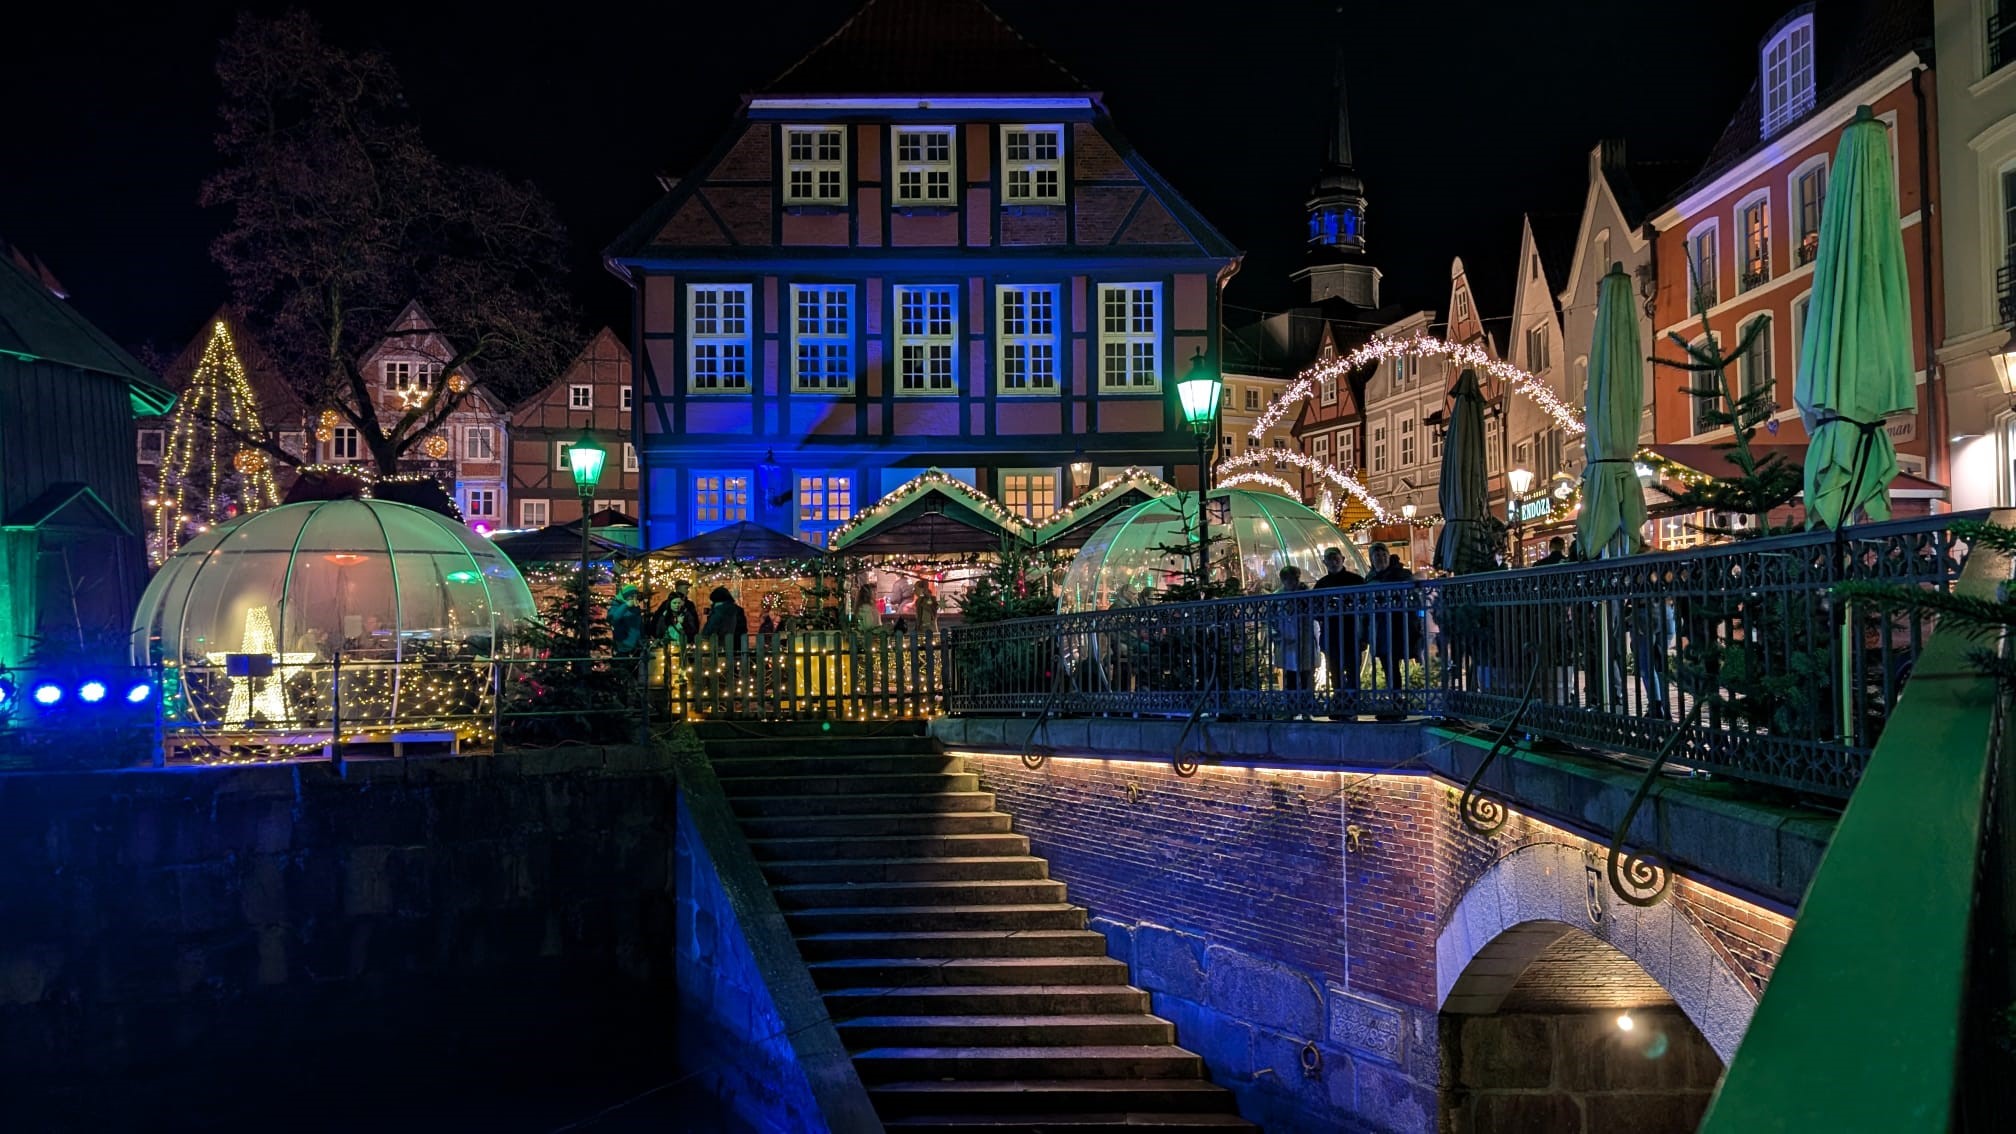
[1533,536,1568,566]
[1366,544,1415,702]
[701,586,748,644]
[653,579,702,645]
[607,584,645,654]
[1314,547,1365,699]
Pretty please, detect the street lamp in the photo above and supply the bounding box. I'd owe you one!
[567,431,608,647]
[1991,326,2016,405]
[1507,466,1535,566]
[1177,349,1224,591]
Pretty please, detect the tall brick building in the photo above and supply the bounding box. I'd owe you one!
[604,0,1240,548]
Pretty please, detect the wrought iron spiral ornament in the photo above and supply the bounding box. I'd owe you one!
[1606,840,1672,907]
[1021,746,1051,770]
[1460,788,1508,834]
[1173,751,1201,778]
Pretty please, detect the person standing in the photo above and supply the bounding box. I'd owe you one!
[913,581,940,637]
[701,586,748,643]
[1366,544,1415,708]
[1272,565,1316,697]
[854,582,882,631]
[1533,536,1568,566]
[654,579,701,645]
[607,584,645,654]
[1314,547,1365,703]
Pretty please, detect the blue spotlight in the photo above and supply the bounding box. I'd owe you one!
[126,681,154,704]
[79,681,108,704]
[32,682,63,706]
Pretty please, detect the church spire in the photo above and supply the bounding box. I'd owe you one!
[1328,47,1354,169]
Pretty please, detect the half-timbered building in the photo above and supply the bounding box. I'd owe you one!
[604,0,1240,548]
[507,328,638,529]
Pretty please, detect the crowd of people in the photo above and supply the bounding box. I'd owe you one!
[1266,543,1424,716]
[602,578,943,655]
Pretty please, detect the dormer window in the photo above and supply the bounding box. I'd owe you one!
[1761,14,1816,138]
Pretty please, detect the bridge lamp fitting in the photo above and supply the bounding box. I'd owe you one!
[1616,1011,1635,1032]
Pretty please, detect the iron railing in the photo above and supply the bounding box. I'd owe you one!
[947,512,1977,798]
[654,631,948,722]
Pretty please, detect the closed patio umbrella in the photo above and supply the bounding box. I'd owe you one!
[1577,262,1649,557]
[1795,105,1916,528]
[1434,369,1496,574]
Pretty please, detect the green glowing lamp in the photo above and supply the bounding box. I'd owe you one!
[1176,349,1222,437]
[567,433,608,497]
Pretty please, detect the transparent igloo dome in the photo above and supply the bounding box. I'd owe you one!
[133,499,536,671]
[1058,489,1366,613]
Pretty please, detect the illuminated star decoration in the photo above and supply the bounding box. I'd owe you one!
[204,606,315,725]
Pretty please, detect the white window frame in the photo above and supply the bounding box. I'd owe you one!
[1429,418,1444,464]
[1455,291,1471,320]
[416,362,442,391]
[137,429,164,464]
[996,285,1060,394]
[329,426,361,463]
[895,284,958,395]
[1737,313,1775,401]
[1397,411,1417,467]
[790,284,855,393]
[620,387,633,412]
[1339,430,1356,472]
[1001,125,1064,204]
[1320,372,1337,406]
[999,468,1061,521]
[1791,155,1828,265]
[554,440,576,471]
[783,125,847,205]
[796,472,856,547]
[1525,324,1550,373]
[1760,14,1817,138]
[569,384,593,410]
[462,425,495,462]
[1737,189,1772,290]
[1098,283,1161,390]
[692,472,751,532]
[1244,387,1260,411]
[1393,353,1409,387]
[1371,420,1389,473]
[623,442,638,473]
[1792,289,1813,368]
[1313,434,1331,463]
[688,284,753,393]
[892,126,956,205]
[1485,417,1502,473]
[519,498,549,528]
[1687,220,1721,311]
[1691,333,1723,434]
[383,360,413,391]
[464,488,497,519]
[1594,228,1612,272]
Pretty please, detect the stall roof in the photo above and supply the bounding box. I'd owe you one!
[1032,469,1177,550]
[1647,443,1947,498]
[490,523,634,566]
[829,470,1033,556]
[653,520,825,562]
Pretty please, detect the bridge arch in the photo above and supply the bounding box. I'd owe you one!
[1435,841,1758,1063]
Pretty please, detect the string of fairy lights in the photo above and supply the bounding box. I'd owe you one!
[826,468,1035,550]
[150,320,282,563]
[1218,471,1300,497]
[1247,332,1590,443]
[1217,448,1393,522]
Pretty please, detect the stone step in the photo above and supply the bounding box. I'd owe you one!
[712,753,959,778]
[885,1114,1257,1133]
[837,1015,1176,1049]
[797,930,1112,961]
[809,956,1131,990]
[853,1046,1206,1083]
[729,791,998,818]
[749,832,1032,861]
[716,771,980,797]
[825,985,1151,1017]
[787,903,1088,934]
[762,856,1049,885]
[737,811,1014,839]
[871,1079,1244,1118]
[704,736,941,758]
[774,879,1067,910]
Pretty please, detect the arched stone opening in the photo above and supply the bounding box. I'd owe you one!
[1441,922,1723,1133]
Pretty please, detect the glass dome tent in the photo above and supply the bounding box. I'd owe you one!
[1058,489,1366,613]
[132,500,536,730]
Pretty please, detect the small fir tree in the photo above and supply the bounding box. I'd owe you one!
[502,566,637,745]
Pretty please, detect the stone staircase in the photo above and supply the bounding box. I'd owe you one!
[703,724,1256,1133]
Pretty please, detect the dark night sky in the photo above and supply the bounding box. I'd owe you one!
[6,1,1784,358]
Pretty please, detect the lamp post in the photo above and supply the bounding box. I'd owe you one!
[567,431,608,647]
[1507,466,1535,566]
[1177,349,1224,593]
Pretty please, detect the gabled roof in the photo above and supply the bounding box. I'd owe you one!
[1527,212,1581,301]
[765,0,1089,96]
[0,253,173,416]
[513,327,629,423]
[4,483,130,534]
[1664,0,1928,209]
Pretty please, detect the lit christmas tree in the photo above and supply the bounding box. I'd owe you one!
[151,319,282,562]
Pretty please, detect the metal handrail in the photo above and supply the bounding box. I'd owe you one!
[1698,509,2015,1132]
[947,511,1979,798]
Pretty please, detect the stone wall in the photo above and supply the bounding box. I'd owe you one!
[1440,1009,1723,1133]
[966,753,1439,1133]
[0,746,678,1123]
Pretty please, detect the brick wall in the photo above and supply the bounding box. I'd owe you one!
[0,746,678,1123]
[1441,1009,1722,1133]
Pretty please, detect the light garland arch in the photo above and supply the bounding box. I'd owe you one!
[1217,471,1301,497]
[1247,332,1588,442]
[1216,449,1393,522]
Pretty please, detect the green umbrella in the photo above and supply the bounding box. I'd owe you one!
[1434,369,1496,574]
[1795,105,1916,528]
[1577,262,1648,557]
